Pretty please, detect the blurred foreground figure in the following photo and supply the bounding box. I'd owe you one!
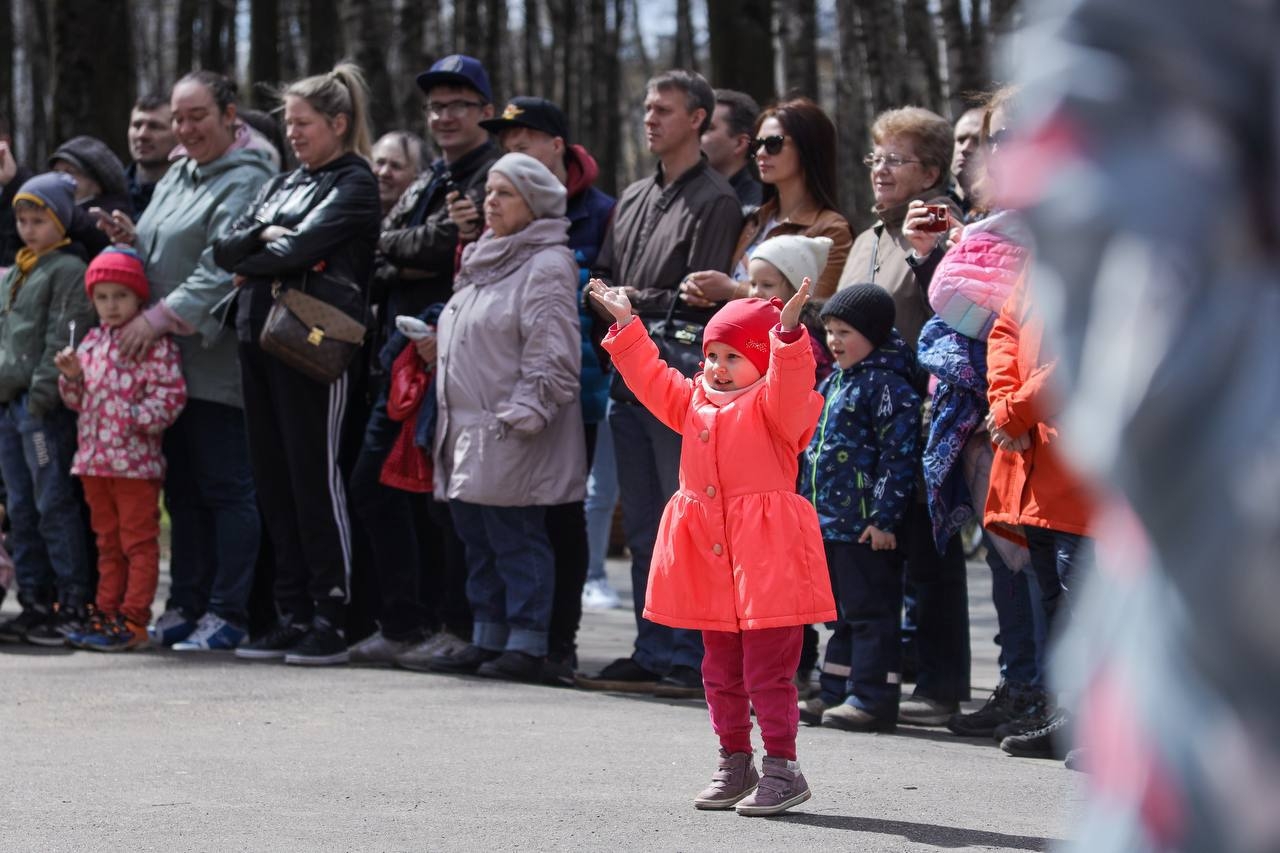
[1013,0,1280,850]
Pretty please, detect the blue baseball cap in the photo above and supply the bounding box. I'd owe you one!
[416,54,493,104]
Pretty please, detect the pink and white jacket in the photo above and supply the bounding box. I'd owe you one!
[58,326,187,480]
[927,210,1031,340]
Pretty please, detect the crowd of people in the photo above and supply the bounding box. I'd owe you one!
[0,53,1094,814]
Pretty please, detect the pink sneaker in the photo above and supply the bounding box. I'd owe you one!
[693,749,759,810]
[735,755,811,816]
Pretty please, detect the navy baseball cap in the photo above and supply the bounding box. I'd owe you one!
[479,97,570,142]
[416,54,493,103]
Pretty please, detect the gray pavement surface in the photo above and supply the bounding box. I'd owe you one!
[0,558,1081,852]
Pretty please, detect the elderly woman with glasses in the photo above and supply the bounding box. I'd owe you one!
[677,97,853,304]
[836,106,960,350]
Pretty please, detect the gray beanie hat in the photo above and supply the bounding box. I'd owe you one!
[48,136,128,199]
[749,234,833,293]
[490,152,566,219]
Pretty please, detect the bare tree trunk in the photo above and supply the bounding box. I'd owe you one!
[707,0,774,106]
[522,0,538,97]
[342,0,395,133]
[777,0,818,99]
[49,0,135,155]
[939,0,982,109]
[203,0,228,72]
[674,0,695,70]
[177,0,197,71]
[308,0,338,73]
[902,0,942,111]
[250,0,281,107]
[598,0,624,195]
[835,0,872,230]
[0,0,14,137]
[482,0,506,102]
[396,0,425,134]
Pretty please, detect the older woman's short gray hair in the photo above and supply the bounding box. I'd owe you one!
[871,107,954,185]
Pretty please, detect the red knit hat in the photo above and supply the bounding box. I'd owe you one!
[85,247,149,301]
[703,296,784,376]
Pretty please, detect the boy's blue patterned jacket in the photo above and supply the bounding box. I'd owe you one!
[800,331,922,542]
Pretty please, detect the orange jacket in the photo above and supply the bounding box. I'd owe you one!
[603,318,836,632]
[984,276,1095,535]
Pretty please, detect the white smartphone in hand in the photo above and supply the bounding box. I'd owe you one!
[395,315,435,341]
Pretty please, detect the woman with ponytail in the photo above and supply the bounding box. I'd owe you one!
[214,62,381,666]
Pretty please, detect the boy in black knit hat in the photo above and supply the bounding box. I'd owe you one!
[798,283,923,733]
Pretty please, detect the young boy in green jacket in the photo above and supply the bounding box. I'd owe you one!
[0,172,96,646]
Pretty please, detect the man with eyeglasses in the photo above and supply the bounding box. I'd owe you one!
[376,54,500,333]
[354,54,501,672]
[578,69,742,700]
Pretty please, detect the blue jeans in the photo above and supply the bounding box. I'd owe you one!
[449,500,554,656]
[1023,526,1094,638]
[986,533,1042,687]
[163,399,261,625]
[608,401,704,675]
[584,403,619,584]
[0,400,90,608]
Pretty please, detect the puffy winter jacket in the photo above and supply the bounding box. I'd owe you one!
[927,210,1031,340]
[801,332,922,541]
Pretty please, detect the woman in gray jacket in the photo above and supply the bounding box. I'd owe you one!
[428,152,586,682]
[96,71,275,651]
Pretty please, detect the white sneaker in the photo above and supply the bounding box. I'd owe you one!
[581,579,621,611]
[171,613,247,651]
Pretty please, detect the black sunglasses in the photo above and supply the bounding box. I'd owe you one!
[749,135,786,157]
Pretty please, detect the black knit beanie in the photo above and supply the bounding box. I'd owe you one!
[819,283,896,347]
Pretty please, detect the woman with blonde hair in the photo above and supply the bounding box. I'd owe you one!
[214,63,381,666]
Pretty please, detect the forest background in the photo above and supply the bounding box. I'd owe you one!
[0,0,1019,230]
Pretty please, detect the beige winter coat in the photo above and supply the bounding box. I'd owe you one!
[433,217,586,506]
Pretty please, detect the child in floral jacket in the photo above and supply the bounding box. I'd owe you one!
[55,248,186,650]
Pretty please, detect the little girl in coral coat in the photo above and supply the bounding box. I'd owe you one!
[589,276,835,817]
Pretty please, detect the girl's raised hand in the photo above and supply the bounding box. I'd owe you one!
[779,277,811,331]
[587,278,634,326]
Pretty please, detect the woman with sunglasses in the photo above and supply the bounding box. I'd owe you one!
[679,98,852,304]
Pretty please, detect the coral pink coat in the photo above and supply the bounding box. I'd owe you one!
[603,318,836,632]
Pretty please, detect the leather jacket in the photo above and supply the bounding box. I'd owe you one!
[214,152,381,342]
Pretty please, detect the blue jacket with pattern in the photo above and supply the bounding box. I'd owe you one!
[800,331,922,542]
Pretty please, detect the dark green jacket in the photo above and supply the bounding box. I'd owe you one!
[0,251,95,415]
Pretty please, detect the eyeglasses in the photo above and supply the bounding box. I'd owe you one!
[749,135,786,157]
[425,100,485,119]
[863,152,922,169]
[987,128,1009,152]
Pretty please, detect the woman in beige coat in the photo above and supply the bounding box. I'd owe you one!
[429,152,585,682]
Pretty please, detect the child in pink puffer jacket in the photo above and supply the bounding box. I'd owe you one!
[55,247,186,650]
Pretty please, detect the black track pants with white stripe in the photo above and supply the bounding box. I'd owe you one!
[239,341,354,627]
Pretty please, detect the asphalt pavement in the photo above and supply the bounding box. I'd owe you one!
[0,557,1081,852]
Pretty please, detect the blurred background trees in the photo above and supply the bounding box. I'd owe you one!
[0,0,1019,229]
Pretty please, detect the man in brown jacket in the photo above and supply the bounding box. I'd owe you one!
[578,69,742,698]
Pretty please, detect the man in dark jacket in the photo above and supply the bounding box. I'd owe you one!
[578,69,742,698]
[125,94,178,215]
[478,95,617,685]
[375,54,501,333]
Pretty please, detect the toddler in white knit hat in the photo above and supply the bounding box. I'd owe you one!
[746,235,833,301]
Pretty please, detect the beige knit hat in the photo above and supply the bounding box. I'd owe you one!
[749,234,833,292]
[490,152,567,219]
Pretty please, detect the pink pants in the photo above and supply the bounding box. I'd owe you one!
[701,626,803,761]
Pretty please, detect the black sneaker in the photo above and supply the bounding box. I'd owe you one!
[428,643,500,674]
[947,682,1032,738]
[575,656,661,692]
[478,650,544,682]
[1001,710,1069,759]
[541,650,578,688]
[991,691,1054,743]
[234,620,308,661]
[284,617,349,666]
[0,606,51,643]
[27,603,88,647]
[652,664,705,699]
